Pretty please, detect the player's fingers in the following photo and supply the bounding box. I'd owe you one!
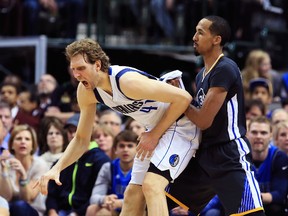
[141,150,148,161]
[147,150,153,158]
[55,177,62,186]
[136,149,143,158]
[40,176,49,195]
[32,180,40,189]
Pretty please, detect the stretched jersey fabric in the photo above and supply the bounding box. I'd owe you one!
[195,56,247,147]
[93,66,200,181]
[94,65,168,130]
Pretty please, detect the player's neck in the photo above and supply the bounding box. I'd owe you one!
[203,51,224,73]
[99,73,113,96]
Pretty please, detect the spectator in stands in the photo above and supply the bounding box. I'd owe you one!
[47,67,79,122]
[0,82,20,118]
[249,77,273,116]
[273,121,288,155]
[93,125,116,160]
[2,74,24,92]
[22,0,84,38]
[99,109,122,137]
[245,98,266,124]
[0,102,13,150]
[242,49,282,102]
[86,130,138,216]
[247,116,288,216]
[14,88,42,132]
[0,119,11,216]
[7,124,49,216]
[45,114,110,216]
[271,108,288,125]
[40,117,68,168]
[37,74,58,116]
[124,117,146,137]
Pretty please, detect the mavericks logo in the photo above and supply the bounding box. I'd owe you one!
[169,154,179,167]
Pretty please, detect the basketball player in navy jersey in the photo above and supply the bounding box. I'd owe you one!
[34,38,200,216]
[167,16,266,215]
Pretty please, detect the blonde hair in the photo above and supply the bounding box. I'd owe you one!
[65,38,110,73]
[273,121,288,144]
[242,50,271,100]
[9,124,38,155]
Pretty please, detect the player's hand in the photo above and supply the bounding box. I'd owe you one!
[33,167,62,195]
[136,131,159,161]
[170,206,190,215]
[103,194,118,211]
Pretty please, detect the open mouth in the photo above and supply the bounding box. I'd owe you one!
[82,81,89,87]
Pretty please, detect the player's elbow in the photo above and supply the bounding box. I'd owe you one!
[198,120,213,130]
[181,92,192,105]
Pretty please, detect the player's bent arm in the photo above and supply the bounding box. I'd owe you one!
[52,84,97,172]
[120,73,192,136]
[185,87,227,130]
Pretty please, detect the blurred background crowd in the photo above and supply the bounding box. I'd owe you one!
[0,0,288,216]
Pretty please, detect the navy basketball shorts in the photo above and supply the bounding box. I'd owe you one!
[166,137,264,215]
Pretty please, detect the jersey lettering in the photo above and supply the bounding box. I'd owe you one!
[140,100,158,113]
[112,101,143,114]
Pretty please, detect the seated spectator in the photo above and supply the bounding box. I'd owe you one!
[0,82,20,119]
[98,109,122,136]
[124,117,146,137]
[242,49,282,102]
[93,125,116,159]
[7,125,49,216]
[22,0,84,38]
[271,108,288,125]
[37,74,58,116]
[0,102,14,150]
[86,130,138,216]
[45,114,110,216]
[14,88,42,132]
[247,116,288,216]
[249,78,273,116]
[273,121,288,155]
[47,67,79,122]
[40,117,68,168]
[245,98,266,127]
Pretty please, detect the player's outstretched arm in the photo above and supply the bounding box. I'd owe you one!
[34,84,97,195]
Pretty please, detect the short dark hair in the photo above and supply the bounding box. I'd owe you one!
[113,130,138,149]
[205,15,231,46]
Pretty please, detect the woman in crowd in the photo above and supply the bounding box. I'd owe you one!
[6,125,49,216]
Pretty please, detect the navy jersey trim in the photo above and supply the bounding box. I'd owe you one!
[93,88,104,104]
[115,68,158,100]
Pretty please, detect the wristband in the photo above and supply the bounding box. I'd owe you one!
[1,173,8,178]
[19,178,29,187]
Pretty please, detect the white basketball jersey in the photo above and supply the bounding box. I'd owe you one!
[94,66,200,182]
[93,65,170,130]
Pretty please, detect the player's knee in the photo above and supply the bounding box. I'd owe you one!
[142,178,163,197]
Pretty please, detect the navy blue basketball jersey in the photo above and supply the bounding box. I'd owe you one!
[194,56,247,147]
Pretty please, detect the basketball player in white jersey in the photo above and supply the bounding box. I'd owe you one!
[34,38,200,216]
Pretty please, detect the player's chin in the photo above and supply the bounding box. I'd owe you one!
[194,49,200,56]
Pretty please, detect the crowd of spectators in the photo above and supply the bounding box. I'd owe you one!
[0,0,288,215]
[0,0,287,45]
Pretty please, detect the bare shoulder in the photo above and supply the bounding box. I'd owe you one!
[77,83,97,107]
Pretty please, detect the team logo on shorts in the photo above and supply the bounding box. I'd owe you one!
[169,154,179,167]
